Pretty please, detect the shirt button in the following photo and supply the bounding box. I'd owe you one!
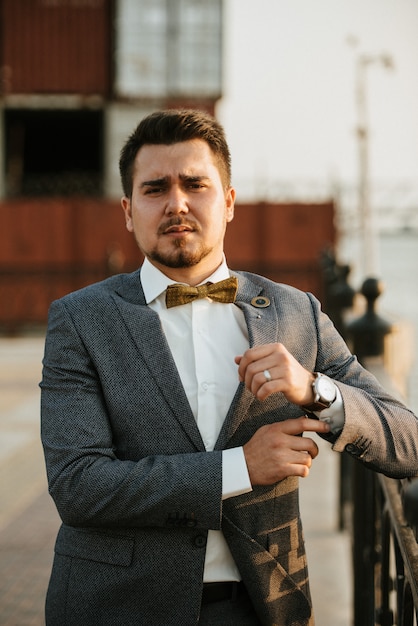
[202,382,209,391]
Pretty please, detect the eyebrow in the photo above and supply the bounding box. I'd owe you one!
[140,177,169,188]
[140,174,210,188]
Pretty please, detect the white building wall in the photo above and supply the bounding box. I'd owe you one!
[104,103,156,199]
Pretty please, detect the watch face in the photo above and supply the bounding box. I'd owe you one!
[316,376,337,403]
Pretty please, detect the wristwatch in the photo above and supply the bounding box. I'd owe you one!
[302,372,337,413]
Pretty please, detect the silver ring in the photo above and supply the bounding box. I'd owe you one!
[263,369,272,383]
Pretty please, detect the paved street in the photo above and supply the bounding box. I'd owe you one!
[0,338,60,626]
[0,337,352,625]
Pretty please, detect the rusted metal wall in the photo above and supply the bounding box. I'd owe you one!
[0,0,112,95]
[0,199,139,332]
[225,201,336,296]
[0,199,335,333]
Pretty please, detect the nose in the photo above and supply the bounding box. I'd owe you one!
[165,185,189,215]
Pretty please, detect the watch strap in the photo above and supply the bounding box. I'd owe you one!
[301,372,336,413]
[302,400,332,413]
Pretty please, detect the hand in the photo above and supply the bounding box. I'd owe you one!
[235,342,315,405]
[243,416,330,485]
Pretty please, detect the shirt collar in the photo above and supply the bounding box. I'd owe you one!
[141,257,231,305]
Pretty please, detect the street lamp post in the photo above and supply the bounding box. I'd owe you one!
[347,43,394,626]
[354,52,393,278]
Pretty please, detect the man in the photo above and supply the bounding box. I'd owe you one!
[41,109,418,626]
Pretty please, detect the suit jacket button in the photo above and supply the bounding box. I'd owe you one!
[194,535,207,548]
[186,519,197,528]
[345,443,360,456]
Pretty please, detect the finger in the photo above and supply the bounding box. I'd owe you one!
[283,456,314,479]
[241,344,275,363]
[297,464,311,479]
[236,344,277,379]
[293,437,319,459]
[301,416,331,435]
[255,370,283,400]
[244,361,279,395]
[297,451,314,469]
[251,369,275,396]
[275,416,330,436]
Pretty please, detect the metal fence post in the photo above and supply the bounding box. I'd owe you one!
[404,480,418,531]
[347,277,393,626]
[347,278,392,360]
[320,250,357,529]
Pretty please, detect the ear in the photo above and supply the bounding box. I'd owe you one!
[121,196,134,232]
[225,187,235,223]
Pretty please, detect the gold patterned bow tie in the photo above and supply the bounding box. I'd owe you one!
[166,276,238,308]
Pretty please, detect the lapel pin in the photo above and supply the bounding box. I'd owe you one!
[251,296,270,308]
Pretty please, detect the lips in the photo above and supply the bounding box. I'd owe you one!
[160,219,197,235]
[165,225,193,233]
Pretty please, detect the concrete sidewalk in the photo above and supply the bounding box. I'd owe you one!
[0,337,352,625]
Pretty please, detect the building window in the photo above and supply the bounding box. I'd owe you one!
[114,0,223,99]
[4,108,103,197]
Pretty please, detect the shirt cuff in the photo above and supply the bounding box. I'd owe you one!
[221,447,253,500]
[313,386,345,434]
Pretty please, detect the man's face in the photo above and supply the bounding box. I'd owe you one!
[121,139,235,282]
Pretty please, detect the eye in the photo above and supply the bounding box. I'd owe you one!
[144,186,166,195]
[185,179,208,191]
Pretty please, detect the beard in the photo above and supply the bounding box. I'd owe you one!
[146,237,211,268]
[140,216,216,269]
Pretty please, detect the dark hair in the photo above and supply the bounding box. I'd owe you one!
[119,109,232,197]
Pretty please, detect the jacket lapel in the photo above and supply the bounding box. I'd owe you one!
[111,270,205,451]
[216,272,282,448]
[110,269,285,452]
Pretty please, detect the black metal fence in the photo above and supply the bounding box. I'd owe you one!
[321,250,418,626]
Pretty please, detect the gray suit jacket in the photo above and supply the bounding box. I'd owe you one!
[41,268,418,626]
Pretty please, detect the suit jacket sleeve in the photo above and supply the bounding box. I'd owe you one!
[40,296,223,530]
[304,292,418,478]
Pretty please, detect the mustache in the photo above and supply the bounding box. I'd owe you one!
[158,217,200,235]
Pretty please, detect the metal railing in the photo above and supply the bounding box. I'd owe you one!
[322,250,418,626]
[376,475,418,626]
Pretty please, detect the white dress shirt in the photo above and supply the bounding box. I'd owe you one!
[140,257,345,581]
[141,257,251,582]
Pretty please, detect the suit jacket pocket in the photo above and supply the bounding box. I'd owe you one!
[55,524,134,567]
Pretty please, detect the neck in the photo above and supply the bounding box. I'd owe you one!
[148,257,224,286]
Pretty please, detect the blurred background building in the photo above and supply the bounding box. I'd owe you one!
[0,0,335,332]
[0,0,223,200]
